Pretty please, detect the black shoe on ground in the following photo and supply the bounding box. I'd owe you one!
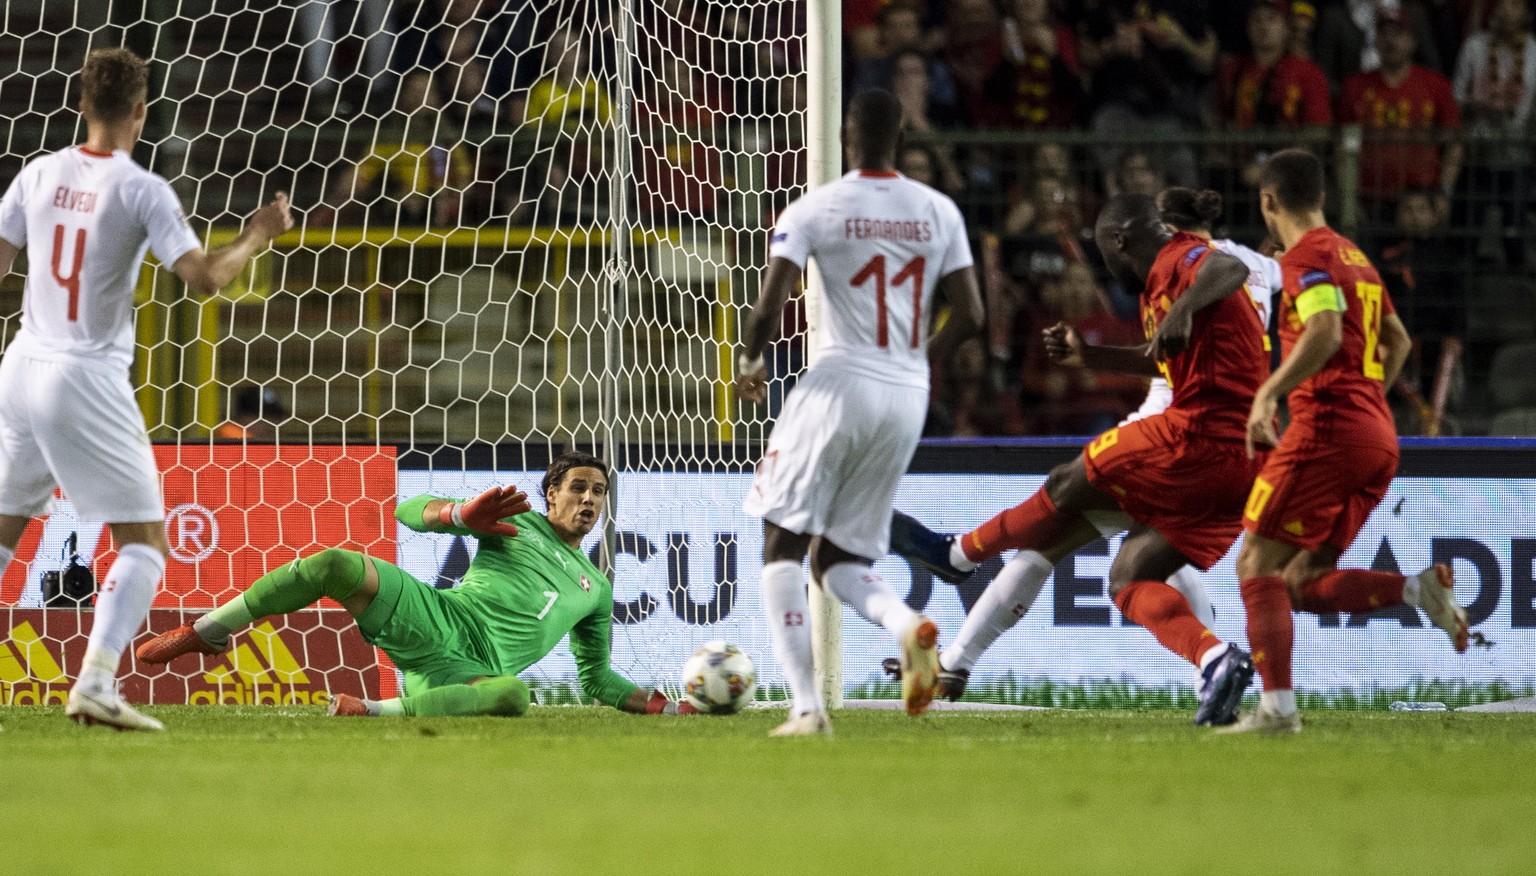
[1194,644,1254,726]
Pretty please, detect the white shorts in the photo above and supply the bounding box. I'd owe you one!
[744,367,926,560]
[0,352,164,522]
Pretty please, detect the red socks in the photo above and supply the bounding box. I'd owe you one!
[1240,575,1294,691]
[962,490,1073,562]
[1298,570,1406,613]
[1113,580,1219,666]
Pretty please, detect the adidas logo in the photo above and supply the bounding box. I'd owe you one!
[0,622,70,705]
[191,621,330,706]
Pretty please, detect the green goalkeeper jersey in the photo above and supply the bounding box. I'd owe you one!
[397,500,639,708]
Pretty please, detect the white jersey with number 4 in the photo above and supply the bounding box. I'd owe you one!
[0,146,201,523]
[747,170,973,558]
[769,169,974,390]
[0,146,201,373]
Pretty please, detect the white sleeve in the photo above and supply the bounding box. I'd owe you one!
[132,176,202,268]
[768,199,812,268]
[938,199,974,277]
[0,170,29,248]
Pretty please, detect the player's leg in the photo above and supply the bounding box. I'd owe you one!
[1109,526,1252,726]
[1165,566,1216,631]
[809,534,940,716]
[1223,531,1304,734]
[137,547,382,662]
[955,454,1121,567]
[760,522,828,736]
[936,517,1101,698]
[35,362,172,730]
[1285,473,1470,652]
[331,674,531,718]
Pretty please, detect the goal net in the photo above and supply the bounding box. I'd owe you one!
[0,0,819,707]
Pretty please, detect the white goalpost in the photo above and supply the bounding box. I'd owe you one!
[802,0,844,710]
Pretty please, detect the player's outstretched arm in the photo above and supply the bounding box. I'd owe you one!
[927,266,984,368]
[570,599,696,714]
[172,192,294,296]
[736,256,800,404]
[1150,250,1250,359]
[395,487,531,537]
[1045,322,1162,376]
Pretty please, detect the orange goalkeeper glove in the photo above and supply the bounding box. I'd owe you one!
[437,485,532,537]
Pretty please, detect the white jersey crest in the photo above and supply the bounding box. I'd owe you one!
[769,170,973,389]
[0,146,201,372]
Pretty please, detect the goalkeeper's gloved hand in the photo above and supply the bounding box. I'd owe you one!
[437,485,532,537]
[645,690,700,715]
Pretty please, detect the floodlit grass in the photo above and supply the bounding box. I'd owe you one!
[2,704,1532,875]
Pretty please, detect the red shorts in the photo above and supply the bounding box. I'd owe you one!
[1082,410,1261,570]
[1242,426,1398,553]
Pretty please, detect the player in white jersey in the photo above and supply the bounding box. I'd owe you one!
[892,187,1280,701]
[735,90,983,736]
[0,49,292,731]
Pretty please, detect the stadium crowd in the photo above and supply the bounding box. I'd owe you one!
[301,0,1536,437]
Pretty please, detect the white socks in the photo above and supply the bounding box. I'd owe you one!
[941,550,1053,673]
[761,560,824,717]
[1198,642,1227,671]
[820,562,916,636]
[79,543,165,687]
[1165,566,1216,630]
[1403,571,1424,607]
[1260,689,1298,716]
[947,538,978,572]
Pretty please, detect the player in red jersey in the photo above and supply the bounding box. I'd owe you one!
[898,194,1269,726]
[1224,149,1471,735]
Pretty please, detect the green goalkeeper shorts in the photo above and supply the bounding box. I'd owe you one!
[356,557,497,693]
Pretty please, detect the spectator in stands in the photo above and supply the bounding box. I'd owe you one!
[1338,7,1463,224]
[1314,0,1442,90]
[632,55,727,223]
[1212,0,1332,229]
[1216,0,1332,131]
[853,2,960,120]
[897,143,944,191]
[315,72,473,227]
[891,50,968,192]
[524,27,613,135]
[216,386,289,441]
[1371,189,1467,411]
[980,0,1082,129]
[943,0,1007,123]
[389,0,533,122]
[296,0,392,118]
[1018,261,1146,434]
[1287,1,1319,61]
[1110,149,1166,197]
[1079,0,1215,188]
[1452,0,1536,265]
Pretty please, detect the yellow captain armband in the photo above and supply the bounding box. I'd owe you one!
[1294,283,1346,323]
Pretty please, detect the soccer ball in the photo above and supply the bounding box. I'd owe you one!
[681,640,757,714]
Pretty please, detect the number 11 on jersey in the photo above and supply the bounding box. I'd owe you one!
[851,254,926,348]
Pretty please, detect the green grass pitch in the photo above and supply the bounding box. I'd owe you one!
[2,704,1531,876]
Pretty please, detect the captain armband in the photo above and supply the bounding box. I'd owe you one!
[1294,283,1345,323]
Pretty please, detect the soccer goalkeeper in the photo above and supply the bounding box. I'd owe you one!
[137,451,694,717]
